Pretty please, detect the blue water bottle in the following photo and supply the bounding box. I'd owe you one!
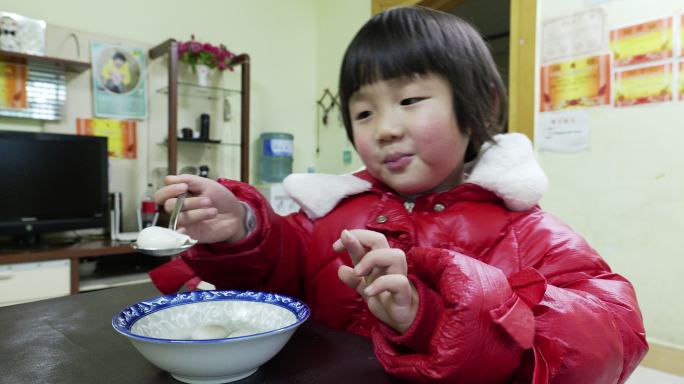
[258,132,293,183]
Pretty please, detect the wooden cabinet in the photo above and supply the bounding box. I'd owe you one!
[148,39,251,182]
[0,240,144,299]
[0,260,70,307]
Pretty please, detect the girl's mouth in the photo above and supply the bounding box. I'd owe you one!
[383,154,413,171]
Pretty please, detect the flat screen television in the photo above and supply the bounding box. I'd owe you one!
[0,130,109,245]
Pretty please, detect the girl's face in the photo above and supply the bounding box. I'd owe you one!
[349,73,469,197]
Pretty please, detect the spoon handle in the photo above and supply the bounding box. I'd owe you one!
[169,193,187,231]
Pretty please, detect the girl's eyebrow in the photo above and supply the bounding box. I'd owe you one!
[350,90,371,103]
[351,77,418,103]
[386,77,415,88]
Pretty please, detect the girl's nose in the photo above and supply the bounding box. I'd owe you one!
[374,112,404,142]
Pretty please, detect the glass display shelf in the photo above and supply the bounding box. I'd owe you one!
[156,82,241,100]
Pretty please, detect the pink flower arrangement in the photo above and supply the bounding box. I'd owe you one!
[177,35,237,72]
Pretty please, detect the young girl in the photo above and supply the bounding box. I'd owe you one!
[151,7,647,383]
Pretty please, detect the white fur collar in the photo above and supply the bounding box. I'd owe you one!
[283,133,548,219]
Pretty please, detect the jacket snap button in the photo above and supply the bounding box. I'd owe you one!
[376,215,388,224]
[433,203,445,212]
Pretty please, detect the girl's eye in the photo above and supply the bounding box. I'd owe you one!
[355,111,372,120]
[400,97,424,106]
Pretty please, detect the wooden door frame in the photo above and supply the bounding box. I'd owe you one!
[372,0,467,15]
[371,0,537,141]
[508,0,536,141]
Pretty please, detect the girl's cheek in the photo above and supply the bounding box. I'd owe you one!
[415,122,448,146]
[353,138,374,163]
[355,142,371,159]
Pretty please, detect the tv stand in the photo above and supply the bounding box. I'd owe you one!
[4,234,80,250]
[0,239,155,297]
[10,232,41,247]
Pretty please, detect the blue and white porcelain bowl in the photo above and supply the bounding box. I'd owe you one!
[112,290,310,384]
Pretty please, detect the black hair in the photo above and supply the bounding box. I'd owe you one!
[113,52,126,62]
[339,6,507,162]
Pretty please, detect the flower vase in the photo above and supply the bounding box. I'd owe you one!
[195,64,211,87]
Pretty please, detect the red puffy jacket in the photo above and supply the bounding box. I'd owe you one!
[151,134,647,383]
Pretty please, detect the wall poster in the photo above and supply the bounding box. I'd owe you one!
[541,8,607,64]
[76,117,137,159]
[91,42,147,119]
[679,62,684,100]
[537,110,591,153]
[610,17,673,67]
[681,15,684,57]
[0,61,27,109]
[540,54,611,112]
[614,63,673,107]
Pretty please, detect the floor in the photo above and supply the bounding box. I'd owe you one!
[627,366,684,384]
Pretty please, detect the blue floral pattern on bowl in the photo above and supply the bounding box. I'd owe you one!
[112,290,310,343]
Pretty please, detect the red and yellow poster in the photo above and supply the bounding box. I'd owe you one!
[681,15,684,57]
[76,118,137,159]
[614,64,672,107]
[610,17,672,67]
[679,62,684,100]
[0,61,27,109]
[540,54,611,112]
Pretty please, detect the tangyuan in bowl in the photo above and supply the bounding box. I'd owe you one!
[112,290,310,384]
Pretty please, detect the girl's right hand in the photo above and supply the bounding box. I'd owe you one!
[154,174,247,244]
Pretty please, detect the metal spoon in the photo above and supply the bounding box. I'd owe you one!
[168,192,187,231]
[131,193,197,256]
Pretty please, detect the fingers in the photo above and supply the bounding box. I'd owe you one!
[364,274,413,307]
[157,174,212,201]
[333,229,366,265]
[157,175,221,205]
[332,229,391,264]
[337,265,366,296]
[154,183,188,204]
[354,248,407,276]
[333,229,409,297]
[163,174,203,188]
[344,229,390,250]
[333,229,406,282]
[163,195,212,214]
[175,207,219,227]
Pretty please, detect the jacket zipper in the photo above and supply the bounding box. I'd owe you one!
[404,201,415,214]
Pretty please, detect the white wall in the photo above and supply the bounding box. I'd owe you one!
[537,0,684,347]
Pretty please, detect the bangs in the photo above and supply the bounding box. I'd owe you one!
[341,14,449,97]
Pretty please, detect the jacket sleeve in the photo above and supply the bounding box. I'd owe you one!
[179,179,312,298]
[371,211,648,384]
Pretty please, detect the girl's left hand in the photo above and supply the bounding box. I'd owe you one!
[333,229,418,333]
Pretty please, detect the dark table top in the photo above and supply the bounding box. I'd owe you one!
[0,283,404,384]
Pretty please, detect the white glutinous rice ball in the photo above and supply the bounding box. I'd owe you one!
[136,226,193,249]
[191,324,230,340]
